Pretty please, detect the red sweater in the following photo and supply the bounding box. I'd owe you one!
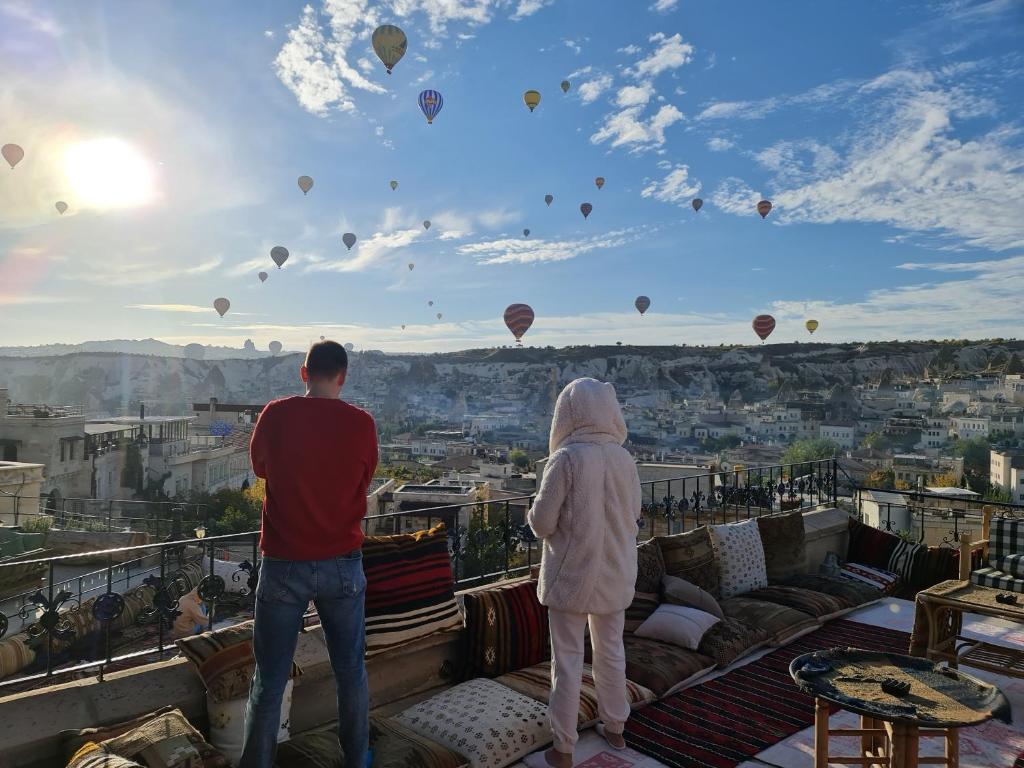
[250,396,379,560]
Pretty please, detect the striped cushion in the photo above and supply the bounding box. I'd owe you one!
[371,716,470,768]
[847,519,899,571]
[719,597,820,646]
[741,586,851,619]
[887,538,924,580]
[363,525,463,657]
[463,580,548,678]
[780,574,883,607]
[0,635,35,679]
[624,591,660,633]
[840,562,900,595]
[997,554,1024,578]
[971,566,1024,593]
[622,636,715,697]
[495,662,655,726]
[100,709,227,767]
[67,743,144,768]
[991,516,1024,563]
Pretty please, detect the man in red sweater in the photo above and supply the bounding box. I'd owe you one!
[240,341,378,768]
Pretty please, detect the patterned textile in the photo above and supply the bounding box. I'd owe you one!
[740,585,851,620]
[991,515,1024,563]
[996,554,1024,578]
[66,743,144,768]
[395,678,550,768]
[697,617,770,669]
[622,635,715,697]
[903,546,959,596]
[780,573,883,607]
[756,511,807,582]
[971,566,1024,593]
[363,524,464,657]
[273,725,341,768]
[840,562,900,595]
[635,604,721,650]
[100,709,228,768]
[709,520,768,600]
[208,682,292,765]
[623,591,660,634]
[635,538,666,594]
[462,579,549,678]
[0,634,35,679]
[623,620,911,768]
[60,707,176,762]
[176,621,301,702]
[719,597,819,646]
[495,662,656,726]
[886,538,924,580]
[656,526,720,597]
[661,574,724,620]
[847,518,899,571]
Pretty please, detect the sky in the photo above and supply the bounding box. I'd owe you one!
[0,0,1022,353]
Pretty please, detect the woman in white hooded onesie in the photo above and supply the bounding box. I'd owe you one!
[528,378,640,766]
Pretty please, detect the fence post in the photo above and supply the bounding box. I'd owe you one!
[831,458,839,507]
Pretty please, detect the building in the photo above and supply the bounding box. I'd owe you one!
[819,422,856,450]
[0,461,44,525]
[191,399,264,432]
[860,489,909,533]
[990,448,1024,504]
[891,454,964,488]
[950,415,990,439]
[381,481,484,535]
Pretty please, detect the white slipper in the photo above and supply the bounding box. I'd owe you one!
[596,723,626,751]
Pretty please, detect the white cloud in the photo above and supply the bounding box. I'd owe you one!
[615,83,655,108]
[511,0,552,19]
[591,104,683,152]
[1,1,63,37]
[0,294,76,307]
[357,57,375,73]
[66,256,225,287]
[696,79,858,120]
[263,30,275,38]
[707,137,734,152]
[477,208,521,228]
[562,37,583,54]
[578,74,613,104]
[626,33,694,79]
[457,230,634,265]
[710,177,763,216]
[617,45,641,56]
[306,228,423,273]
[650,0,679,12]
[641,164,701,205]
[568,65,593,78]
[126,304,213,314]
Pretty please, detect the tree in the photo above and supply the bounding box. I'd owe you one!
[866,468,895,489]
[508,450,530,470]
[782,438,841,466]
[953,436,990,474]
[700,434,742,452]
[930,472,959,488]
[190,480,265,536]
[863,432,892,452]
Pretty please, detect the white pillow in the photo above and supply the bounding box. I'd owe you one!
[710,518,768,599]
[207,679,292,765]
[634,603,720,650]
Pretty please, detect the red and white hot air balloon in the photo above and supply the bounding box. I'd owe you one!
[503,304,535,346]
[752,314,776,341]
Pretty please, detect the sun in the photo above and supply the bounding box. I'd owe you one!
[64,137,156,209]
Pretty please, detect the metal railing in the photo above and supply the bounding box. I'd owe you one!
[4,404,85,418]
[0,494,207,529]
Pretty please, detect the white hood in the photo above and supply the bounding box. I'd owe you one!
[548,377,628,454]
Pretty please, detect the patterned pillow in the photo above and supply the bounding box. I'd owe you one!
[635,538,666,594]
[0,635,35,680]
[622,636,715,697]
[656,526,719,597]
[463,580,549,678]
[904,546,959,596]
[757,511,807,582]
[996,554,1024,578]
[709,520,768,599]
[66,743,145,768]
[100,709,228,768]
[363,525,464,656]
[887,538,924,581]
[847,519,899,571]
[624,591,660,634]
[740,585,851,619]
[61,707,176,762]
[697,617,770,668]
[840,562,900,595]
[635,604,721,650]
[780,573,883,607]
[395,679,549,768]
[661,574,724,620]
[719,597,820,646]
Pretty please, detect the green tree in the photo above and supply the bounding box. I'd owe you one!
[699,434,742,452]
[866,468,895,489]
[863,432,892,451]
[782,438,841,466]
[458,509,511,581]
[953,436,990,474]
[509,450,530,470]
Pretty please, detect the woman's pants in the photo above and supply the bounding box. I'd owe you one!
[548,608,630,754]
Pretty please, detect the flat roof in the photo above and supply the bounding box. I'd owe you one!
[925,486,979,497]
[88,416,195,425]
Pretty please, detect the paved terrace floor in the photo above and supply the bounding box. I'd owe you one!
[515,598,1024,768]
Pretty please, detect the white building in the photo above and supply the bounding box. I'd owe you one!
[950,415,990,439]
[819,423,856,450]
[990,449,1024,504]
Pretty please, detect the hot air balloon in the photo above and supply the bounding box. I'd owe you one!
[523,90,541,112]
[523,228,530,238]
[428,300,434,307]
[560,80,570,93]
[580,202,592,219]
[342,233,357,250]
[418,90,444,124]
[2,144,24,169]
[504,304,535,345]
[372,25,407,74]
[258,271,268,283]
[423,220,431,230]
[757,200,773,219]
[345,342,354,352]
[320,335,325,341]
[752,314,776,341]
[805,319,819,335]
[544,194,553,206]
[390,180,398,191]
[408,262,415,271]
[691,198,703,212]
[270,246,289,269]
[183,343,205,361]
[214,298,230,317]
[595,177,605,190]
[269,341,283,355]
[401,324,406,330]
[55,201,68,215]
[635,296,651,315]
[436,313,442,320]
[297,176,313,195]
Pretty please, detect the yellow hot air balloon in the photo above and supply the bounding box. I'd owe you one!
[805,319,819,335]
[523,90,541,112]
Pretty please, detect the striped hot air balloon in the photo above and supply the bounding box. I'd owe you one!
[752,314,776,341]
[503,304,535,345]
[757,200,773,219]
[418,90,444,124]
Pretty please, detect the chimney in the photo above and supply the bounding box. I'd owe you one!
[0,387,8,416]
[139,403,145,420]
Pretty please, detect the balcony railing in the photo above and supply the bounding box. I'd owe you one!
[4,404,85,418]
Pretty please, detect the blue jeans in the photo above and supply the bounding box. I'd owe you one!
[240,552,368,768]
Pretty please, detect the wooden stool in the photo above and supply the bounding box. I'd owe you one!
[814,697,960,768]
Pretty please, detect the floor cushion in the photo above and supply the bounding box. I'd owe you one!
[61,707,176,762]
[719,597,819,646]
[886,538,925,582]
[697,617,771,669]
[621,635,715,697]
[740,585,852,620]
[903,546,959,596]
[0,635,36,682]
[847,519,900,571]
[710,519,768,599]
[635,604,721,650]
[100,709,228,767]
[757,511,807,582]
[656,526,719,596]
[462,580,549,678]
[209,680,292,765]
[841,562,900,595]
[661,574,724,620]
[394,678,549,768]
[624,590,660,633]
[67,743,144,768]
[363,524,464,657]
[780,573,883,607]
[495,662,655,727]
[636,538,666,594]
[971,566,1024,593]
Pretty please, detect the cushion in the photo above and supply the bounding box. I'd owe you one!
[0,635,36,680]
[622,635,715,697]
[395,678,549,768]
[903,546,959,596]
[635,604,720,650]
[841,562,900,595]
[740,585,851,620]
[635,538,666,594]
[462,580,549,678]
[208,680,292,765]
[61,707,176,761]
[971,566,1024,593]
[656,526,719,596]
[176,621,301,702]
[274,725,341,768]
[847,519,899,571]
[100,709,227,768]
[719,597,819,646]
[67,743,144,768]
[781,573,883,607]
[709,519,768,600]
[991,516,1024,562]
[996,554,1024,579]
[697,617,771,668]
[886,538,924,581]
[495,662,655,727]
[363,524,464,657]
[623,591,660,634]
[757,511,807,582]
[661,574,724,620]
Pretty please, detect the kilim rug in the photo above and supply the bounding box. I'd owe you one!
[623,619,910,768]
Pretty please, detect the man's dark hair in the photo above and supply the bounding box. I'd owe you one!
[304,340,348,379]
